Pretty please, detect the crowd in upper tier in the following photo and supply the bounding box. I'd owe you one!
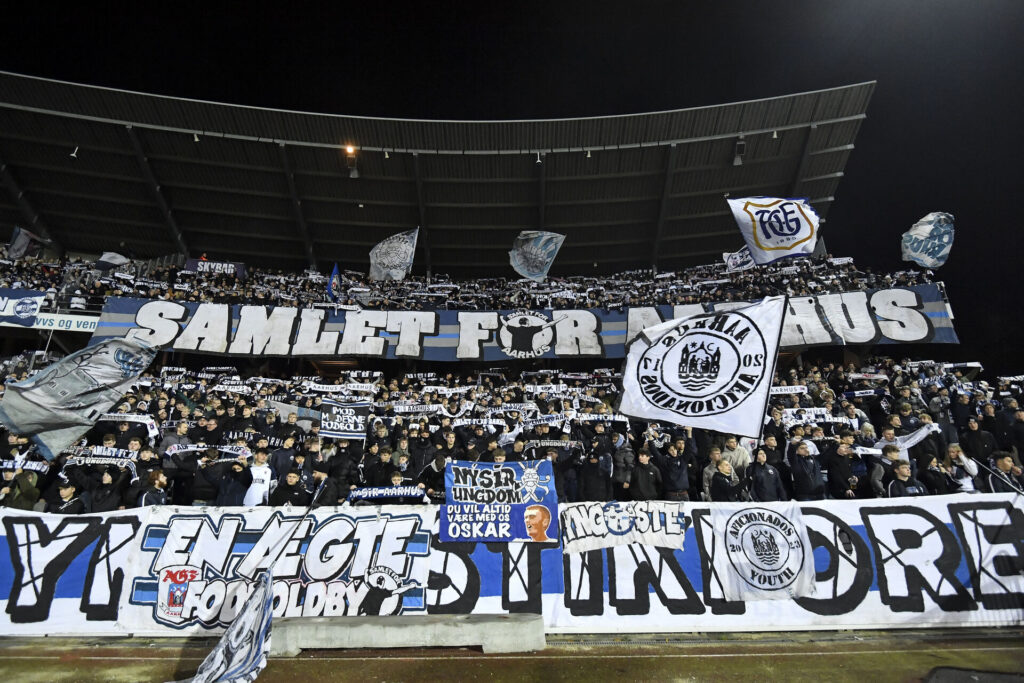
[2,354,1021,514]
[0,249,934,313]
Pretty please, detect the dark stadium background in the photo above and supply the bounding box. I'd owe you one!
[1,1,1022,372]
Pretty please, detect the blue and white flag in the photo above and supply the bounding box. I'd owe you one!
[0,338,156,460]
[727,197,820,265]
[722,245,755,272]
[327,263,341,302]
[369,228,418,281]
[509,230,565,282]
[0,288,45,327]
[901,212,954,268]
[182,569,273,683]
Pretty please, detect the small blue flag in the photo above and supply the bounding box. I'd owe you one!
[327,263,341,302]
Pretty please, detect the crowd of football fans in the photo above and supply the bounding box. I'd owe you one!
[0,250,934,313]
[2,355,1022,514]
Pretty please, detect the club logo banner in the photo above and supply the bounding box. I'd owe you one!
[727,197,820,265]
[441,459,559,543]
[618,297,784,438]
[88,284,957,361]
[710,502,816,601]
[0,288,44,327]
[0,494,1023,636]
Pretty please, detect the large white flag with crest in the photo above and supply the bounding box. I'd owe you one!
[727,197,820,265]
[509,230,565,282]
[369,228,418,281]
[709,502,816,601]
[617,297,785,438]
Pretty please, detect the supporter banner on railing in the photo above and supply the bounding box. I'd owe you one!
[441,459,559,543]
[88,285,958,361]
[1,493,1021,636]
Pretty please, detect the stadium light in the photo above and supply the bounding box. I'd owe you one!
[586,150,591,159]
[733,137,746,166]
[536,152,542,164]
[346,145,359,179]
[193,133,200,142]
[69,146,78,159]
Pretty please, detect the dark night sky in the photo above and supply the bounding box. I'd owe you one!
[2,1,1023,372]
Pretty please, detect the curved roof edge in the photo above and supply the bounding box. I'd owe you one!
[0,71,876,154]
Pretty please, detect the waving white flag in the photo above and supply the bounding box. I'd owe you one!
[727,197,820,265]
[617,297,785,438]
[369,228,418,281]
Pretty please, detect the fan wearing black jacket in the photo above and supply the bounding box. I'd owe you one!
[824,443,858,500]
[648,437,695,501]
[138,470,169,506]
[48,480,86,514]
[749,449,788,502]
[710,460,751,502]
[200,456,254,506]
[626,450,662,501]
[90,467,131,512]
[269,470,312,506]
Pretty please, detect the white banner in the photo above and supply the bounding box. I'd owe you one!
[560,501,689,554]
[710,502,816,601]
[727,197,820,265]
[618,297,785,437]
[2,495,1024,635]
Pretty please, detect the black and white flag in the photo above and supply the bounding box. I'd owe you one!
[509,230,566,282]
[320,400,370,440]
[709,502,816,601]
[617,296,785,438]
[369,228,418,281]
[0,338,156,460]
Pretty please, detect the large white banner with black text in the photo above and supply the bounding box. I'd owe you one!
[2,494,1022,635]
[89,284,957,361]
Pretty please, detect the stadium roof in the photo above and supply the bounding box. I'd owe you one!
[0,72,874,277]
